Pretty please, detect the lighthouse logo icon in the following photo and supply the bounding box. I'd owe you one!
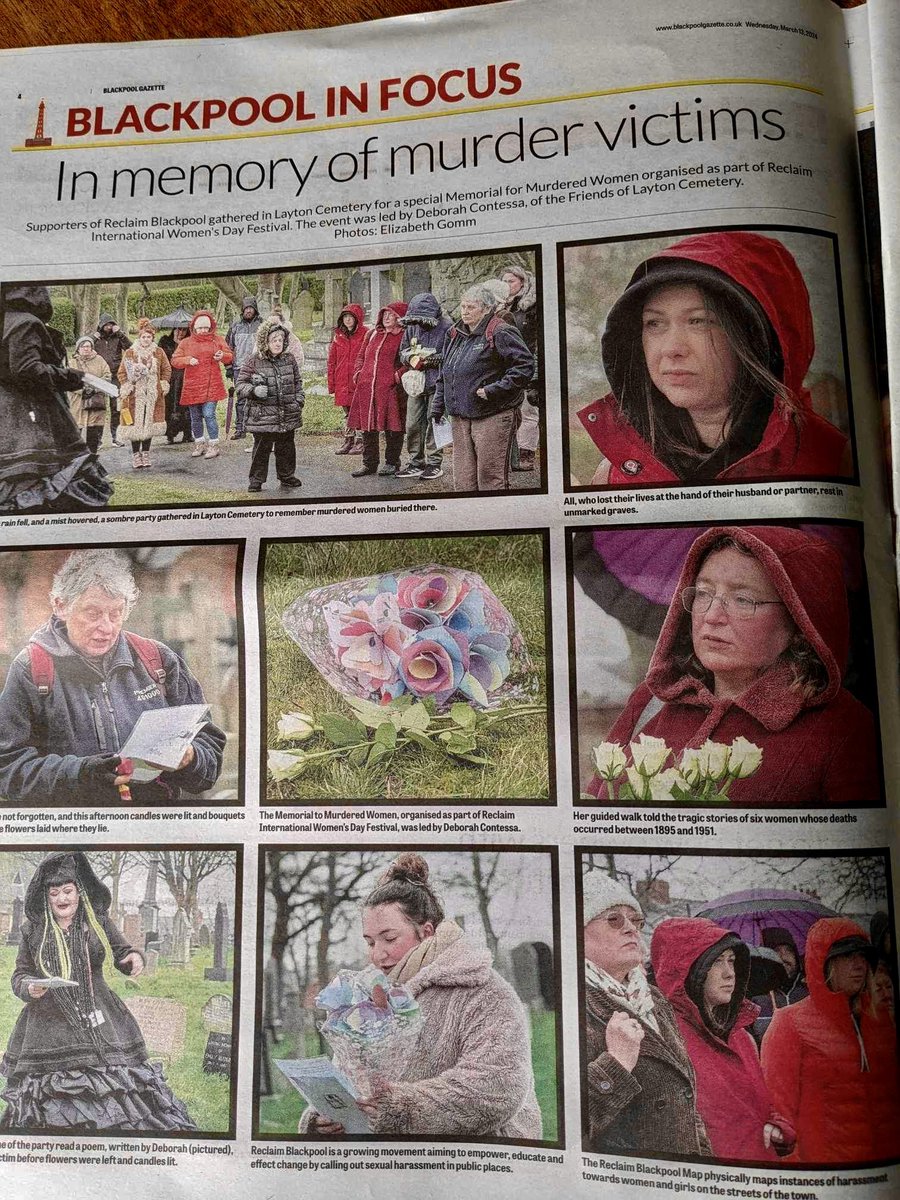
[25,99,52,147]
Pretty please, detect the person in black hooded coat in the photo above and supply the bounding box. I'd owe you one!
[0,851,196,1133]
[0,286,112,513]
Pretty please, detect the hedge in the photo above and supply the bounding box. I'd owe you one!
[49,284,228,347]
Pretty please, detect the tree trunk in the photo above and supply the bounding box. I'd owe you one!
[116,281,130,331]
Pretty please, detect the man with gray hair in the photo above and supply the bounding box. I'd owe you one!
[0,549,225,805]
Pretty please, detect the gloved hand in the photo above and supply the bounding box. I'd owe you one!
[253,384,268,399]
[251,373,264,385]
[76,753,121,790]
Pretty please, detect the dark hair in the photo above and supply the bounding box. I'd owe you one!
[620,281,797,482]
[671,534,829,699]
[364,852,445,928]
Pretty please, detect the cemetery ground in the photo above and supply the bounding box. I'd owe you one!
[0,942,234,1133]
[263,533,551,803]
[101,386,539,508]
[258,1007,559,1140]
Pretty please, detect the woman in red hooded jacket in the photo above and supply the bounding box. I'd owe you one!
[171,310,233,460]
[651,917,794,1163]
[347,301,408,478]
[327,303,368,455]
[761,917,900,1165]
[577,232,851,487]
[586,525,881,805]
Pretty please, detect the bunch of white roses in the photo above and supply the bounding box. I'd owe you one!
[590,734,763,802]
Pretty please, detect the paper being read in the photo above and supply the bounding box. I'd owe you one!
[119,704,210,780]
[275,1057,371,1134]
[80,372,119,398]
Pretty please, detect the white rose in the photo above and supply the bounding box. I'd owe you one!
[679,746,703,785]
[625,765,649,802]
[277,711,316,742]
[630,733,671,776]
[648,767,686,803]
[698,739,729,779]
[268,749,307,781]
[592,741,627,780]
[729,737,763,779]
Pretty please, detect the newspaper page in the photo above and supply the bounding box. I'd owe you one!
[0,0,897,1198]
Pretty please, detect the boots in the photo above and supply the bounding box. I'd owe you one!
[191,440,206,458]
[349,433,363,455]
[131,451,142,470]
[335,433,354,455]
[512,448,536,471]
[204,440,221,460]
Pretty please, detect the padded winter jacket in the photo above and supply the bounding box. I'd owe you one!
[171,310,232,406]
[577,231,850,485]
[588,524,881,805]
[431,311,533,421]
[399,293,451,390]
[761,918,900,1164]
[235,318,304,434]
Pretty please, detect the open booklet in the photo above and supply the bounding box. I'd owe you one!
[0,0,898,1198]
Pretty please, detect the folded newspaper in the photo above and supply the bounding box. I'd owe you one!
[118,704,211,781]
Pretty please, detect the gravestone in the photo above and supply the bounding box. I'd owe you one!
[198,923,211,949]
[201,993,232,1032]
[204,902,233,982]
[169,909,190,968]
[401,260,432,301]
[139,854,160,939]
[295,289,314,331]
[123,912,145,951]
[125,996,186,1060]
[0,911,10,937]
[202,1031,232,1077]
[143,948,159,976]
[5,896,23,945]
[511,941,554,1010]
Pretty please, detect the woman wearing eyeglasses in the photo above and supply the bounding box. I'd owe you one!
[582,869,710,1156]
[586,525,879,804]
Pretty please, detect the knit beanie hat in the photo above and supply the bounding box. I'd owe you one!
[75,334,96,352]
[582,869,642,925]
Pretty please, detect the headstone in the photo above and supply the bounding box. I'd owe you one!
[511,941,554,1010]
[159,933,173,958]
[321,271,343,331]
[123,912,145,951]
[139,854,160,938]
[198,923,211,949]
[0,911,11,936]
[169,908,190,968]
[348,269,368,308]
[402,260,432,301]
[201,993,232,1031]
[204,902,233,982]
[5,896,22,945]
[295,289,314,331]
[125,996,187,1060]
[202,1031,232,1077]
[144,948,159,976]
[368,265,393,313]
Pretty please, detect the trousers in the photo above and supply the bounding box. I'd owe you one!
[449,409,517,492]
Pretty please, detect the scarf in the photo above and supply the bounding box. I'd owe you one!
[389,919,464,986]
[585,959,660,1034]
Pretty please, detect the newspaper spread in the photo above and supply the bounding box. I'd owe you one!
[0,0,898,1196]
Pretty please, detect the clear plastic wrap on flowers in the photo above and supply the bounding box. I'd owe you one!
[314,966,422,1093]
[282,563,538,710]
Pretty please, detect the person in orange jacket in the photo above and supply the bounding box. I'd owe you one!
[171,309,232,460]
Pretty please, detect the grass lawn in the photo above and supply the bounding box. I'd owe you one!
[258,1007,558,1141]
[0,944,234,1133]
[263,533,550,803]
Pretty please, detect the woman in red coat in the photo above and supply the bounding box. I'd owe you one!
[761,917,900,1165]
[171,310,232,460]
[651,917,794,1163]
[347,301,408,478]
[327,303,368,455]
[586,524,880,805]
[577,232,851,487]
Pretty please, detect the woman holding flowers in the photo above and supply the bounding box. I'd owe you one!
[299,852,542,1139]
[587,525,879,805]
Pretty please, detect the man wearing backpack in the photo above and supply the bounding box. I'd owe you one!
[0,549,226,805]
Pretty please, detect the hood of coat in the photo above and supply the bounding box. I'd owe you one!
[804,917,876,1013]
[645,524,849,723]
[96,312,118,333]
[240,296,259,320]
[335,303,365,336]
[5,284,54,323]
[255,316,292,359]
[24,850,111,923]
[400,293,446,329]
[399,926,493,998]
[601,230,812,414]
[651,917,753,1040]
[188,309,219,336]
[375,301,408,331]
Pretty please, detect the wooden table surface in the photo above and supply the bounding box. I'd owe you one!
[1,0,855,51]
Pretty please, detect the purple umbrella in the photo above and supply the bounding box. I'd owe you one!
[695,888,838,956]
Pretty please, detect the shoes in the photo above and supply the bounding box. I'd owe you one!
[351,465,377,477]
[420,465,444,480]
[204,440,220,459]
[280,476,302,488]
[248,482,262,492]
[191,441,206,457]
[131,452,142,470]
[335,435,355,455]
[349,442,363,455]
[166,438,175,445]
[231,432,246,440]
[512,449,536,471]
[395,464,424,478]
[378,463,398,476]
[141,451,153,468]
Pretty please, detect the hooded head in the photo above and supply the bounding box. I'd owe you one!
[600,232,812,476]
[96,311,117,335]
[399,293,444,329]
[4,284,54,324]
[23,851,111,924]
[647,525,849,718]
[189,309,218,336]
[240,296,259,321]
[499,265,537,311]
[377,301,408,332]
[762,927,803,980]
[804,917,877,1012]
[651,917,751,1039]
[336,303,365,336]
[256,316,291,359]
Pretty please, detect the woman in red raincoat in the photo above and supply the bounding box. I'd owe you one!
[327,303,368,455]
[577,231,851,486]
[347,301,407,478]
[171,309,233,460]
[651,917,794,1163]
[761,917,900,1165]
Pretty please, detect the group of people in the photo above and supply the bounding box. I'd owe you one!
[583,871,899,1165]
[327,264,540,492]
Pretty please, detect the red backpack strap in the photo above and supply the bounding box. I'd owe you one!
[483,315,505,350]
[124,631,167,698]
[27,644,55,696]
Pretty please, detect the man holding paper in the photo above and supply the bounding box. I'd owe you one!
[0,549,226,804]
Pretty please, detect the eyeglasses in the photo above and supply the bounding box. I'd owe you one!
[598,910,645,933]
[681,586,785,621]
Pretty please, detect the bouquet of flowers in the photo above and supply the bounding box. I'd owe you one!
[282,564,535,711]
[591,734,763,802]
[314,966,422,1093]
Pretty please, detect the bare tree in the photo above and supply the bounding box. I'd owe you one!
[115,281,130,330]
[135,848,234,916]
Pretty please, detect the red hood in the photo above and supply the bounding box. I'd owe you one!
[647,525,849,721]
[188,308,218,335]
[645,232,813,403]
[376,301,408,330]
[804,917,873,1014]
[338,303,366,332]
[652,917,755,1035]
